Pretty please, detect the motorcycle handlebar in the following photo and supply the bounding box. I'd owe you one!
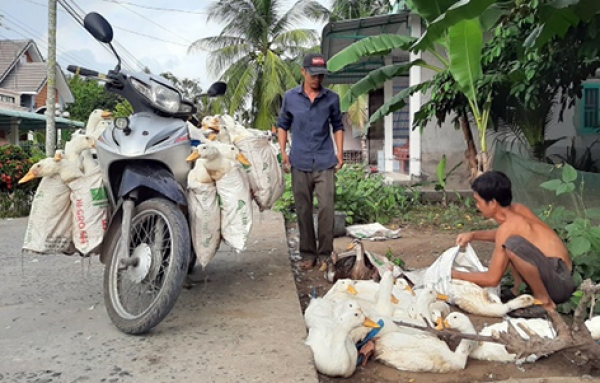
[67,65,101,78]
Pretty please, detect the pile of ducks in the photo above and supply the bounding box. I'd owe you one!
[304,239,600,377]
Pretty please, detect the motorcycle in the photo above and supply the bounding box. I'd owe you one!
[68,12,226,334]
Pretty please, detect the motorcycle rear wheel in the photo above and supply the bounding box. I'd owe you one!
[104,198,189,334]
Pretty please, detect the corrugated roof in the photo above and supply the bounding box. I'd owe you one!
[0,40,32,82]
[0,108,84,131]
[321,12,411,85]
[1,62,47,93]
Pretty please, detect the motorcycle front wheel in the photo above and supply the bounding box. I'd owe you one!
[103,198,189,334]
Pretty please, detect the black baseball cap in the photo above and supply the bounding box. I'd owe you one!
[303,53,328,75]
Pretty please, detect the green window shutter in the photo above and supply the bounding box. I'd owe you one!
[582,83,600,134]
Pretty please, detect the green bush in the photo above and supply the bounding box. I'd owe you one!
[274,164,418,225]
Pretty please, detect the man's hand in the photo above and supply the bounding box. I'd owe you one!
[282,152,291,173]
[335,156,344,173]
[456,232,474,248]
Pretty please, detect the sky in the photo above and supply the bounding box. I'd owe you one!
[0,0,329,89]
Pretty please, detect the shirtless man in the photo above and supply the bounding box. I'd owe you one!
[451,171,575,314]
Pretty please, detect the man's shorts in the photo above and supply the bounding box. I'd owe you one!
[503,235,575,304]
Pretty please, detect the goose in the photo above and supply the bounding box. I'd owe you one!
[304,297,360,330]
[449,279,543,317]
[64,134,96,171]
[18,154,83,184]
[305,305,380,378]
[470,315,600,363]
[85,109,113,138]
[186,154,213,184]
[186,143,250,181]
[374,312,478,373]
[80,149,99,175]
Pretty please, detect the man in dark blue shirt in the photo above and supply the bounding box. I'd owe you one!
[277,53,345,270]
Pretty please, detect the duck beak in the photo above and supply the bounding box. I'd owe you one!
[346,242,357,251]
[236,153,251,166]
[347,285,358,295]
[18,169,37,184]
[435,317,446,331]
[186,151,200,163]
[390,294,399,304]
[101,111,113,118]
[319,261,328,272]
[437,293,450,302]
[533,299,544,305]
[54,151,63,161]
[208,133,218,141]
[363,317,381,328]
[405,285,416,296]
[89,138,97,148]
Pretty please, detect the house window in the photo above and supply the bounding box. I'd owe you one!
[582,83,600,134]
[0,95,15,104]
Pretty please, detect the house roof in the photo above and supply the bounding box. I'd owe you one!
[0,108,84,131]
[1,62,47,93]
[321,12,412,85]
[0,40,36,83]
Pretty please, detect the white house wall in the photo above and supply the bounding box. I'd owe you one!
[417,49,475,189]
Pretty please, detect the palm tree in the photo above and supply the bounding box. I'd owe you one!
[329,0,391,21]
[189,0,329,129]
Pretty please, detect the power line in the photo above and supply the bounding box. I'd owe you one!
[110,1,193,44]
[0,9,97,69]
[98,0,206,15]
[113,26,189,47]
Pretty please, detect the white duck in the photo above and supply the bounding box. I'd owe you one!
[64,134,96,171]
[449,279,542,317]
[85,109,113,138]
[304,297,360,330]
[374,312,478,373]
[323,279,358,301]
[219,114,253,142]
[80,149,99,175]
[470,315,600,363]
[305,305,380,378]
[395,288,449,328]
[186,151,213,184]
[18,154,83,184]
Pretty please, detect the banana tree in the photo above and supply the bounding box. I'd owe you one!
[328,0,502,176]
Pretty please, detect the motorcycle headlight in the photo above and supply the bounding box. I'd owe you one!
[130,78,181,114]
[151,80,180,113]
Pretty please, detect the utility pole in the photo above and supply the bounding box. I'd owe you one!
[46,0,57,157]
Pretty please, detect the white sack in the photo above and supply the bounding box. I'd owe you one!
[23,175,74,254]
[346,222,401,240]
[235,135,284,210]
[415,244,499,302]
[67,168,109,255]
[216,163,253,252]
[187,177,221,268]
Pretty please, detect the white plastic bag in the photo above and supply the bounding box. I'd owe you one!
[416,244,495,300]
[67,168,108,255]
[216,163,253,252]
[187,177,221,268]
[346,223,401,240]
[235,135,284,210]
[23,175,74,254]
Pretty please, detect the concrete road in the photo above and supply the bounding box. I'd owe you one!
[0,211,317,383]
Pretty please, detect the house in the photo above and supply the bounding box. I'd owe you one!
[321,12,600,189]
[0,39,82,146]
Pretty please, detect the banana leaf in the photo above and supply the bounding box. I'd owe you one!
[340,59,428,111]
[405,0,457,23]
[363,82,429,135]
[447,19,483,103]
[525,0,600,48]
[411,0,499,52]
[327,34,416,72]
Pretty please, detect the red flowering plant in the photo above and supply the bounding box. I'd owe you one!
[0,145,38,193]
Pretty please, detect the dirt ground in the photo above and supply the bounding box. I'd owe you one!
[287,223,600,383]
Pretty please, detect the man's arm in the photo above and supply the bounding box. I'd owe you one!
[452,227,510,287]
[330,93,344,169]
[276,94,292,172]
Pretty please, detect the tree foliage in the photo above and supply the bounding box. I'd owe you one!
[66,75,119,122]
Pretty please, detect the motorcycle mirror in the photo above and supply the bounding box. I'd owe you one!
[207,82,227,97]
[83,12,114,44]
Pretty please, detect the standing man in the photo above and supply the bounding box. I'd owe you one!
[277,53,345,270]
